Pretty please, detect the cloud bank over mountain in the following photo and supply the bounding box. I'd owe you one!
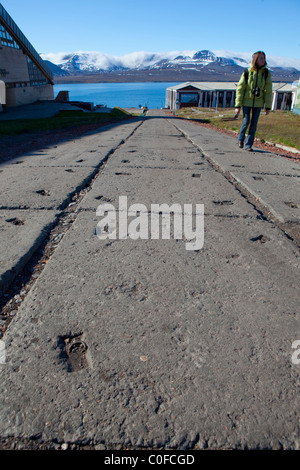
[41,49,300,72]
[42,50,196,71]
[42,49,300,84]
[213,50,300,70]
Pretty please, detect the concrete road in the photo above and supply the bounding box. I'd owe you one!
[0,110,299,450]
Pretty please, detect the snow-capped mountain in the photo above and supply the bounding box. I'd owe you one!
[41,49,300,82]
[144,50,239,71]
[42,50,180,74]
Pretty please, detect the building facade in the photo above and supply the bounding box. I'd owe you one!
[166,82,238,111]
[166,81,298,112]
[292,80,300,115]
[0,3,54,108]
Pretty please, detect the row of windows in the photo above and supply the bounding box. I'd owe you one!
[27,56,47,82]
[1,22,49,83]
[0,24,20,49]
[6,80,50,88]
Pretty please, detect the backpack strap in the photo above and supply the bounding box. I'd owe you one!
[264,68,268,80]
[243,68,268,86]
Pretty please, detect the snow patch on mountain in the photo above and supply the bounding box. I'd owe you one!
[41,50,196,72]
[41,49,300,73]
[213,50,300,69]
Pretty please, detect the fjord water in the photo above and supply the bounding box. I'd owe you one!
[54,82,180,109]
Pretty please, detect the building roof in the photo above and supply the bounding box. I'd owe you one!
[166,82,239,92]
[0,3,53,84]
[167,81,298,93]
[272,82,299,92]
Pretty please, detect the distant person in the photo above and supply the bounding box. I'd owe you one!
[235,51,272,151]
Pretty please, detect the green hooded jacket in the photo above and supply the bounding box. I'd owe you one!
[235,63,272,109]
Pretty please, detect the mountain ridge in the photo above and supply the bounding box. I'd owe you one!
[41,49,300,83]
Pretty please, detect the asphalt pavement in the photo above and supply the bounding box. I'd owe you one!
[0,109,299,450]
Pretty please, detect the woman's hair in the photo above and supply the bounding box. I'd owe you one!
[251,51,267,70]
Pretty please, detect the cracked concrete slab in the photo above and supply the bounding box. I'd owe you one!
[0,165,99,210]
[0,209,59,295]
[1,146,115,169]
[79,166,258,219]
[0,121,141,169]
[197,151,300,177]
[0,119,142,295]
[104,147,211,171]
[173,119,300,224]
[229,173,300,223]
[173,119,299,173]
[125,126,196,150]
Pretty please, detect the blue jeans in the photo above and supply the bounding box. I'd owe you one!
[238,107,261,148]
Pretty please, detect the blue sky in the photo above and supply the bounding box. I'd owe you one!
[1,0,300,61]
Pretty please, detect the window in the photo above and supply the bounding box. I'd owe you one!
[0,23,20,48]
[26,56,49,85]
[180,93,199,104]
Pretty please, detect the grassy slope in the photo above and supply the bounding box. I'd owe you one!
[0,107,134,136]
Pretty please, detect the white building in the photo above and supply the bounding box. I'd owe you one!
[166,82,237,110]
[271,82,298,111]
[166,81,298,111]
[293,81,300,115]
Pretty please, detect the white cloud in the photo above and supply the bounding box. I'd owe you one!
[41,52,71,64]
[213,50,300,69]
[41,50,198,70]
[41,49,300,71]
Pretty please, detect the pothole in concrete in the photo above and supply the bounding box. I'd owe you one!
[6,217,25,226]
[253,176,264,181]
[95,195,112,202]
[213,200,233,205]
[60,332,90,372]
[122,159,130,163]
[36,189,50,196]
[192,173,201,178]
[194,162,204,165]
[115,172,132,176]
[226,253,240,259]
[284,201,298,209]
[250,234,271,243]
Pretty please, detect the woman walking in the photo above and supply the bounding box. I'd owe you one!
[235,51,272,151]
